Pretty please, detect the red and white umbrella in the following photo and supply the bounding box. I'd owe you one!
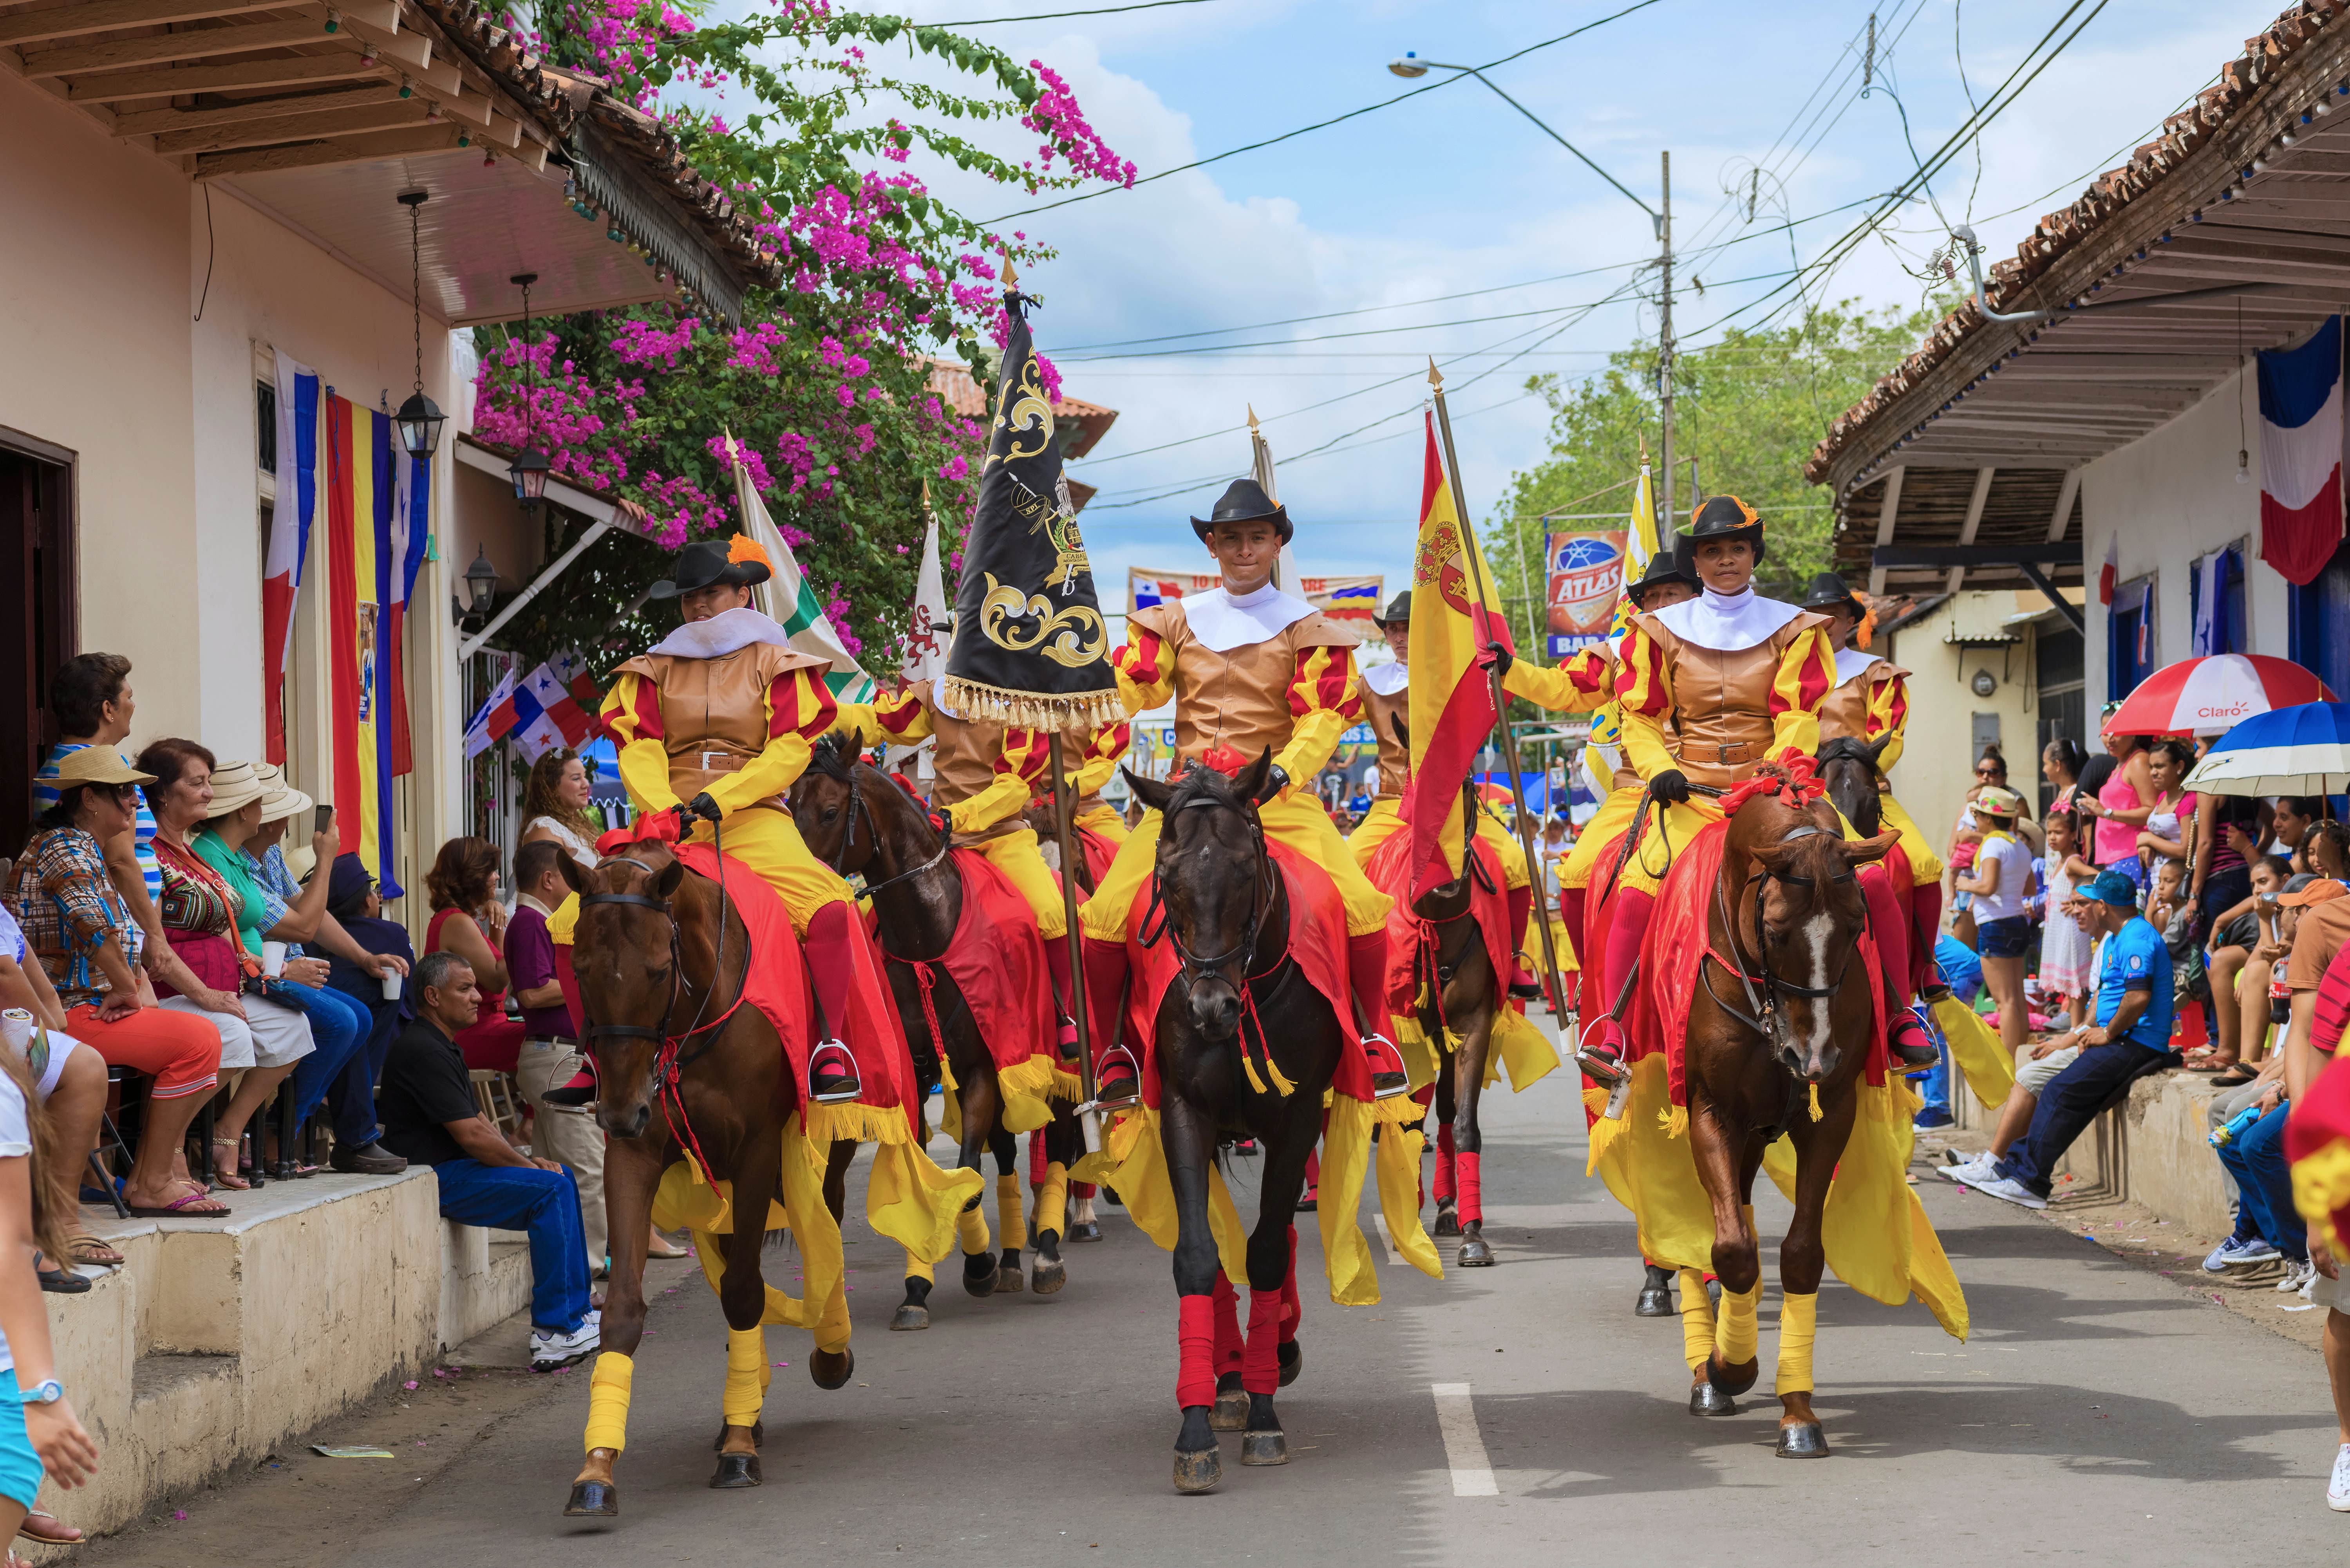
[2106,654,2335,738]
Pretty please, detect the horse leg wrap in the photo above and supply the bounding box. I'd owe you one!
[1677,1270,1716,1371]
[1433,1125,1457,1203]
[1243,1285,1284,1396]
[1027,1131,1047,1192]
[957,1198,991,1256]
[1776,1291,1819,1396]
[1082,937,1130,1070]
[904,1247,934,1285]
[1345,930,1391,1033]
[724,1327,768,1429]
[996,1171,1027,1252]
[803,902,860,1040]
[1177,1294,1216,1410]
[1072,1180,1097,1199]
[1280,1225,1301,1345]
[1455,1150,1483,1227]
[1036,1160,1070,1239]
[1715,1281,1762,1367]
[584,1351,635,1454]
[1211,1272,1245,1379]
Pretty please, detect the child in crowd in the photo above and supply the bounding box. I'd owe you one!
[2038,811,2095,1031]
[2200,854,2294,1078]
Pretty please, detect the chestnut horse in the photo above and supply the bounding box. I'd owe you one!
[789,733,1080,1326]
[1124,751,1331,1494]
[557,844,851,1517]
[1677,779,1895,1458]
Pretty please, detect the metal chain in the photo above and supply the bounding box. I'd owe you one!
[409,200,423,399]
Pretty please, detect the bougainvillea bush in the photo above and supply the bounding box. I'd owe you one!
[472,0,1132,677]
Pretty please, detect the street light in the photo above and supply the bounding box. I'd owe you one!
[462,546,499,617]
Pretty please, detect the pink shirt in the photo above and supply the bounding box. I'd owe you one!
[2095,767,2144,864]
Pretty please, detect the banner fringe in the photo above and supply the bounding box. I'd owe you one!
[938,675,1124,732]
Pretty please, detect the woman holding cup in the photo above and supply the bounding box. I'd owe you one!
[320,855,415,1173]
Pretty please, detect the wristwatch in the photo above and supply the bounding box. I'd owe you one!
[15,1379,62,1407]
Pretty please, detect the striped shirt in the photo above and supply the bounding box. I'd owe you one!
[32,743,160,901]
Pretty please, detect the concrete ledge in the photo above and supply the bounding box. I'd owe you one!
[1951,1061,2230,1232]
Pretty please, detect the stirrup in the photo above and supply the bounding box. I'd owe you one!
[808,1040,863,1105]
[1360,1032,1412,1100]
[1887,1011,1939,1070]
[1090,1042,1142,1111]
[1574,1015,1630,1086]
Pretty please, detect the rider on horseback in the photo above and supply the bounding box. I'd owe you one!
[1347,589,1542,1002]
[597,537,869,1104]
[1081,479,1407,1104]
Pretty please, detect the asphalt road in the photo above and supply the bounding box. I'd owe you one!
[154,1019,2350,1564]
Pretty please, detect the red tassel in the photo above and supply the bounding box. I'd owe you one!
[1211,1272,1243,1379]
[1244,1281,1284,1395]
[1457,1149,1483,1225]
[1176,1295,1216,1410]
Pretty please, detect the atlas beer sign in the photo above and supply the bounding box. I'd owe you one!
[1546,529,1628,658]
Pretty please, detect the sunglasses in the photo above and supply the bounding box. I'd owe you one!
[1975,767,2004,779]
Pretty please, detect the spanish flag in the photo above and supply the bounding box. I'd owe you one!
[1404,412,1512,900]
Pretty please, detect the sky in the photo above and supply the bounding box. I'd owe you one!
[708,0,2295,624]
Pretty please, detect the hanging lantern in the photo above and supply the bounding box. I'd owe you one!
[393,190,444,458]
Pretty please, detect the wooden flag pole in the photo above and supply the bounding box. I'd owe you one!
[1048,731,1103,1153]
[1427,359,1569,1019]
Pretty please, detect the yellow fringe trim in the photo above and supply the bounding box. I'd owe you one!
[936,675,1124,732]
[806,1098,922,1152]
[992,1053,1063,1134]
[1582,1085,1611,1116]
[2292,1135,2350,1259]
[584,1351,634,1454]
[1656,1102,1689,1139]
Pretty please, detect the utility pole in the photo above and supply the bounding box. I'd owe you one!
[1656,149,1676,547]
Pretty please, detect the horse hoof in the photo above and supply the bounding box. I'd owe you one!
[1067,1220,1103,1243]
[1432,1203,1461,1239]
[1277,1340,1302,1388]
[1705,1355,1759,1396]
[1031,1256,1067,1295]
[1210,1384,1249,1431]
[708,1452,762,1489]
[1688,1381,1738,1417]
[712,1420,763,1452]
[1173,1446,1222,1494]
[962,1254,996,1297]
[563,1480,618,1517]
[889,1304,930,1331]
[994,1266,1025,1294]
[1634,1286,1674,1317]
[1457,1234,1495,1268]
[809,1347,853,1390]
[1241,1430,1288,1466]
[1776,1421,1830,1459]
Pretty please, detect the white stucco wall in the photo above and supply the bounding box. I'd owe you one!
[1881,592,2041,863]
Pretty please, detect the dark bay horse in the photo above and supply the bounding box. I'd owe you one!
[1817,734,1891,840]
[1124,750,1333,1495]
[557,844,852,1517]
[1677,773,1897,1457]
[789,733,1078,1326]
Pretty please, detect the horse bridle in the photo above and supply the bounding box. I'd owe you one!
[1139,789,1280,990]
[824,767,952,898]
[1699,823,1860,1043]
[578,838,740,1078]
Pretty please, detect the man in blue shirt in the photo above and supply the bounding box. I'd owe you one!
[1973,869,2174,1210]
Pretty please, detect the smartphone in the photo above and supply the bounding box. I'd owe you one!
[315,804,335,836]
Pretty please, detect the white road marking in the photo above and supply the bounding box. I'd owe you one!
[1372,1213,1407,1266]
[1430,1382,1499,1496]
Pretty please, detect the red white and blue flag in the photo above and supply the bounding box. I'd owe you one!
[2258,314,2345,586]
[264,351,320,764]
[462,666,519,760]
[465,650,600,762]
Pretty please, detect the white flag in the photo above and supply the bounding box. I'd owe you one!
[723,431,877,703]
[902,504,950,688]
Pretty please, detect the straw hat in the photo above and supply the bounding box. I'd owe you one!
[254,762,314,825]
[204,760,268,819]
[47,747,155,789]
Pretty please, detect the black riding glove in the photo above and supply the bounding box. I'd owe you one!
[926,805,954,839]
[1258,764,1291,806]
[1650,770,1691,806]
[1486,640,1513,678]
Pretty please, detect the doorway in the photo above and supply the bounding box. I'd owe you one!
[0,434,76,858]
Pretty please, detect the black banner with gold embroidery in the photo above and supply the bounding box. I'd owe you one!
[941,278,1119,728]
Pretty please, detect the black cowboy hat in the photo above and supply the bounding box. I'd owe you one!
[1627,550,1696,608]
[1372,589,1412,627]
[1189,477,1293,544]
[648,536,773,600]
[1799,570,1866,617]
[1679,493,1766,565]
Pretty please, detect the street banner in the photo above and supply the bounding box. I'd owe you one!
[1130,566,1381,637]
[1544,529,1627,658]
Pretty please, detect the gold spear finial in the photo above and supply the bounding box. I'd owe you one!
[1427,356,1444,390]
[1001,254,1019,287]
[721,426,741,464]
[1247,404,1260,430]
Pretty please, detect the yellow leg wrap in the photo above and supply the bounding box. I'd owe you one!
[1715,1282,1761,1367]
[1677,1269,1715,1371]
[584,1351,634,1454]
[1036,1160,1070,1239]
[958,1196,991,1256]
[996,1171,1027,1251]
[1775,1291,1819,1396]
[723,1327,769,1429]
[904,1247,934,1284]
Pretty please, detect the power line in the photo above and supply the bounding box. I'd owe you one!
[934,0,1219,23]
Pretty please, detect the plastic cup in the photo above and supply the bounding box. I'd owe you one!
[0,1011,30,1053]
[261,941,287,977]
[381,972,403,1001]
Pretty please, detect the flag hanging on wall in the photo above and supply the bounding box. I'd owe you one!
[2258,314,2344,586]
[264,352,320,766]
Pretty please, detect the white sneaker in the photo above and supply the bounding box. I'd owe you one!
[1971,1176,2048,1210]
[2278,1259,2318,1294]
[1940,1153,1996,1184]
[2205,1236,2282,1272]
[531,1310,602,1371]
[2329,1445,2350,1511]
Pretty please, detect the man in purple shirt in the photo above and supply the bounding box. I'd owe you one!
[509,840,606,1273]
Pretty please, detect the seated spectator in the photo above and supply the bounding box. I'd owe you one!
[320,855,413,1175]
[517,749,602,870]
[140,749,316,1189]
[424,839,524,1076]
[377,952,597,1370]
[9,748,226,1217]
[0,898,121,1284]
[1958,869,2176,1210]
[2203,855,2293,1075]
[2308,820,2350,885]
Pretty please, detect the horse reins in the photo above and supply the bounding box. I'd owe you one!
[1137,780,1296,1096]
[1697,823,1860,1044]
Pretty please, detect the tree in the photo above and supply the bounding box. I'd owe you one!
[1483,298,1940,626]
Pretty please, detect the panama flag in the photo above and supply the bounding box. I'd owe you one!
[463,667,519,760]
[524,657,595,748]
[722,431,877,703]
[1403,411,1514,899]
[264,351,321,765]
[2257,314,2345,586]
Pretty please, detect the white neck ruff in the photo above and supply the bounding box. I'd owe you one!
[1363,659,1410,697]
[1183,582,1315,654]
[1651,587,1802,652]
[648,607,799,661]
[1833,647,1882,688]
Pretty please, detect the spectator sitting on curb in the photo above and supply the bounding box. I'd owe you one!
[375,952,598,1371]
[2204,855,2294,1078]
[318,856,412,1175]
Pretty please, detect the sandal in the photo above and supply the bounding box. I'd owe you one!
[2211,1069,2257,1087]
[33,1253,89,1295]
[209,1141,251,1191]
[17,1509,83,1545]
[127,1182,231,1219]
[65,1233,122,1269]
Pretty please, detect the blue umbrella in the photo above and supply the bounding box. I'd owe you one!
[2183,701,2350,796]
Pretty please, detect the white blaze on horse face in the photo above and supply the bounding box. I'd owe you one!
[1794,909,1837,1073]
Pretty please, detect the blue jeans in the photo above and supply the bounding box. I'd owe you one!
[2218,1102,2306,1261]
[1994,1041,2166,1198]
[275,981,369,1129]
[432,1159,591,1333]
[326,976,405,1146]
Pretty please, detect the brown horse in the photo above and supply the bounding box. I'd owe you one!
[1676,778,1896,1457]
[557,844,852,1517]
[1123,750,1330,1494]
[789,733,1079,1325]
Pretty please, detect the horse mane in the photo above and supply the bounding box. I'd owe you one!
[806,728,861,783]
[1163,758,1247,816]
[1814,736,1876,771]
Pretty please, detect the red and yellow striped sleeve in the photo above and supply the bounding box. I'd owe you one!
[602,671,681,814]
[1111,624,1174,715]
[1766,625,1836,762]
[1274,643,1358,784]
[1865,665,1911,773]
[1501,647,1614,714]
[832,685,934,749]
[704,668,833,815]
[1073,721,1132,798]
[1614,621,1680,781]
[950,726,1053,835]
